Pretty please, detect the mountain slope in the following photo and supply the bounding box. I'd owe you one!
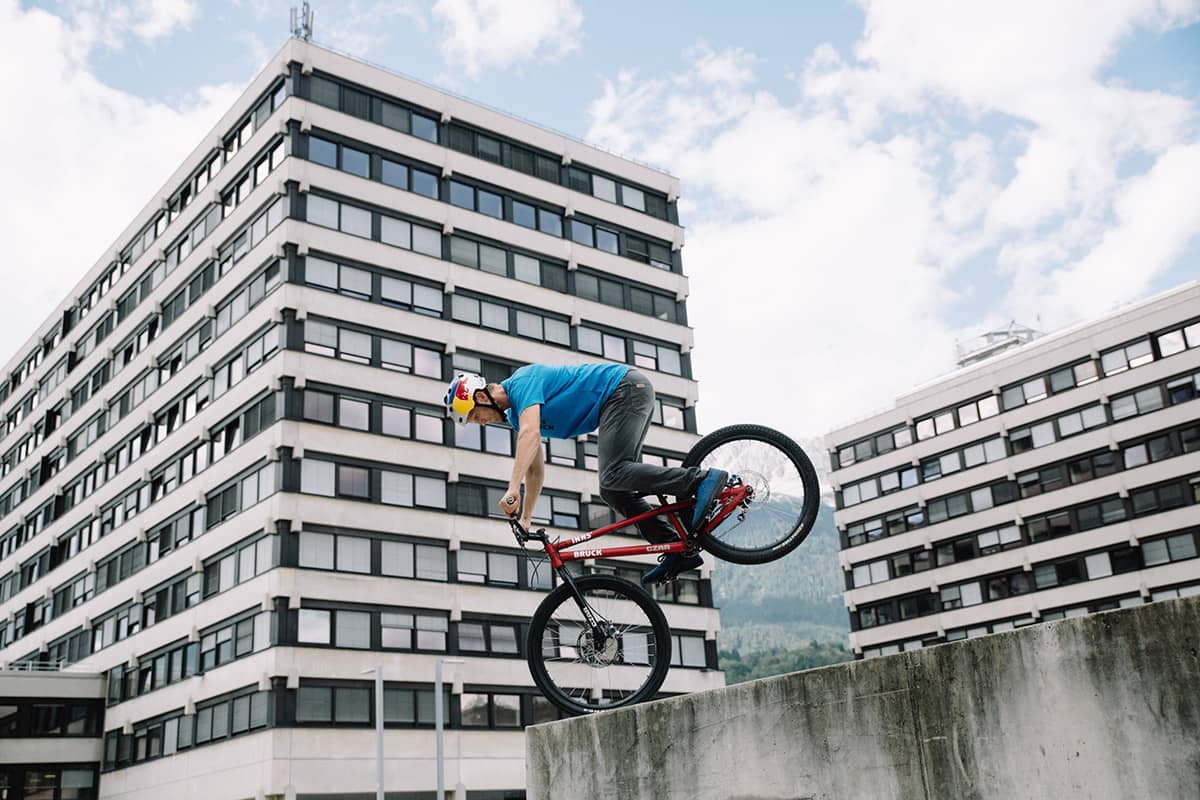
[710,502,848,651]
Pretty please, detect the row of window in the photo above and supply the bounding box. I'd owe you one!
[302,349,686,440]
[853,470,1200,589]
[306,130,674,272]
[302,194,691,375]
[0,766,96,800]
[844,426,1200,550]
[834,315,1200,468]
[107,608,270,706]
[855,527,1200,631]
[840,370,1199,511]
[104,687,271,771]
[30,528,274,670]
[294,601,710,670]
[302,316,443,376]
[305,72,671,221]
[303,188,682,326]
[102,674,563,772]
[0,699,102,738]
[841,368,1200,535]
[0,79,286,426]
[858,582,1200,658]
[300,383,687,464]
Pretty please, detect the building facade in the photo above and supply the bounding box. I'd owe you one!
[826,283,1200,658]
[0,665,106,799]
[0,38,722,800]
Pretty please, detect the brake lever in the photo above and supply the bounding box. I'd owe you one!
[509,519,549,546]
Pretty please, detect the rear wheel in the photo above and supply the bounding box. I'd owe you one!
[683,424,820,564]
[527,574,672,716]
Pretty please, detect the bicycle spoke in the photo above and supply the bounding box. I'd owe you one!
[531,576,669,713]
[696,436,813,554]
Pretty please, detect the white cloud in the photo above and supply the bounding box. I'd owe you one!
[68,0,199,52]
[1043,142,1200,320]
[0,1,243,365]
[432,0,582,80]
[586,2,1200,439]
[316,1,428,58]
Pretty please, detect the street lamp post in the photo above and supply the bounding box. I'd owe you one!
[435,657,465,800]
[360,664,385,800]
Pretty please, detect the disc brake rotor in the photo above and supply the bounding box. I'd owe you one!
[736,469,771,505]
[577,626,620,667]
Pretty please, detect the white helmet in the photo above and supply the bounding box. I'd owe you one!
[444,373,489,425]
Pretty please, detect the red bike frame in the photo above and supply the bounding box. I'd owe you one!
[524,483,753,569]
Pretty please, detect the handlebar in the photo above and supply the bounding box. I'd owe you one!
[508,518,548,545]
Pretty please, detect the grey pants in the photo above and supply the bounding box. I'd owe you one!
[597,370,704,543]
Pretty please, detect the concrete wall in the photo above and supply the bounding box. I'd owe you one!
[527,596,1200,800]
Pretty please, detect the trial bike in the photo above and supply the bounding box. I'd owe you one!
[509,424,819,716]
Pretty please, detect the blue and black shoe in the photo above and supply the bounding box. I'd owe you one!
[641,551,704,585]
[690,468,729,532]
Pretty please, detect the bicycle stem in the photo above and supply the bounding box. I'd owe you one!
[508,519,605,636]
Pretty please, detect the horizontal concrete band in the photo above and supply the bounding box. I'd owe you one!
[527,594,1200,800]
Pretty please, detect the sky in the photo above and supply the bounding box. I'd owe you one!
[1,0,1198,446]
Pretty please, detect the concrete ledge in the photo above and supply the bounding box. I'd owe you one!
[527,596,1200,800]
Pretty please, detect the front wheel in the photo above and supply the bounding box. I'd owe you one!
[683,424,820,564]
[527,574,672,716]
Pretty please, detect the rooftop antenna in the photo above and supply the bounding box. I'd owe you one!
[290,2,314,41]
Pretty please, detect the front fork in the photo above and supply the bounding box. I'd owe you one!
[556,565,612,649]
[512,520,611,646]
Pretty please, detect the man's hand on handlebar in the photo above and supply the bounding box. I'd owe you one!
[497,492,535,531]
[497,492,520,519]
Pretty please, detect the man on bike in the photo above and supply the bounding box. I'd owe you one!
[444,364,727,584]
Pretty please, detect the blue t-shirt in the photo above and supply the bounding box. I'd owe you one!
[503,363,630,439]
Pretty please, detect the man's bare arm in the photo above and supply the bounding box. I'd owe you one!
[521,445,545,526]
[499,405,544,519]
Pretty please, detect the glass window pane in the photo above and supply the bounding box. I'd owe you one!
[512,201,536,228]
[336,610,371,649]
[412,225,441,257]
[307,256,338,289]
[301,460,335,497]
[339,397,369,431]
[450,181,474,209]
[538,210,563,236]
[381,542,414,577]
[592,175,617,203]
[412,114,438,142]
[381,471,414,506]
[342,147,369,178]
[381,160,408,190]
[337,536,371,573]
[380,216,411,249]
[309,137,337,168]
[307,196,338,229]
[479,244,506,274]
[412,170,439,198]
[297,609,330,644]
[341,205,371,238]
[340,265,371,296]
[297,686,332,721]
[478,190,503,218]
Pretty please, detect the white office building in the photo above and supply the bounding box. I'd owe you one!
[0,38,722,800]
[826,283,1200,658]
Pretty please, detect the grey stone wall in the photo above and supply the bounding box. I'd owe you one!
[527,596,1200,800]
